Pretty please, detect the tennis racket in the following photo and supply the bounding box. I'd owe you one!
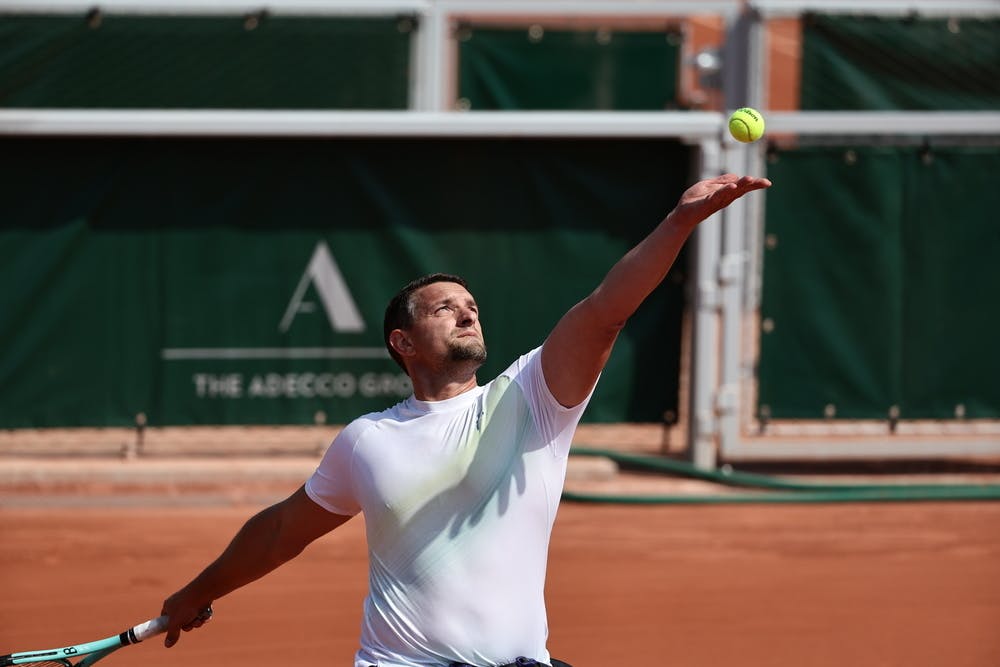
[1,607,212,667]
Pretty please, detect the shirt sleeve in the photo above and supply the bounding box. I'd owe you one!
[508,346,596,458]
[304,418,369,516]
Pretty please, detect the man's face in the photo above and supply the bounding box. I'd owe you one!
[407,281,487,367]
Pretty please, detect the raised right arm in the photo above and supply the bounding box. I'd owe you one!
[541,174,771,408]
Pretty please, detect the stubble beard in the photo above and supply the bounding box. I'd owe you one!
[448,337,487,366]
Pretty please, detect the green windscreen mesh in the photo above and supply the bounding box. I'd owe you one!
[0,15,411,109]
[759,146,1000,420]
[900,147,1000,418]
[0,137,690,428]
[457,26,683,110]
[800,14,1000,110]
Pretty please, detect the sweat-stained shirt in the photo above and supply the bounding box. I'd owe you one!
[305,347,593,667]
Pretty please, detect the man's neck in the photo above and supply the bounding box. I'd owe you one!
[409,362,480,402]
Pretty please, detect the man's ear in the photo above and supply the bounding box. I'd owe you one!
[389,329,415,359]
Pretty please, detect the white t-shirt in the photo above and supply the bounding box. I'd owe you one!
[305,347,592,667]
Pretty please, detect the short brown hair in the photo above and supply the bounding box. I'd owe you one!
[383,273,470,371]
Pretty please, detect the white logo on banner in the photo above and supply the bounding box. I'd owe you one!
[162,240,410,401]
[279,241,365,333]
[162,240,393,363]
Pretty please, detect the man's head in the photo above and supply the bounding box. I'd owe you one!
[383,273,487,374]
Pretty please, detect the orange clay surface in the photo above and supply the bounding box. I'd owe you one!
[2,501,1000,667]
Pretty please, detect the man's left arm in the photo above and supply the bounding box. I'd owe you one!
[541,174,771,408]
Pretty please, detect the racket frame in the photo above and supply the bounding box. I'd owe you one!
[2,612,202,667]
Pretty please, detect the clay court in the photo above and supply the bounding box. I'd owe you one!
[3,493,999,666]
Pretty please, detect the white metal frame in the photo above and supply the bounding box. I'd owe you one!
[2,0,999,466]
[0,0,742,112]
[711,0,1000,466]
[0,109,725,137]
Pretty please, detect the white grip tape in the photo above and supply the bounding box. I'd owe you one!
[132,616,169,642]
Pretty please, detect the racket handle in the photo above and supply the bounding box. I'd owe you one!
[128,607,212,644]
[128,617,169,643]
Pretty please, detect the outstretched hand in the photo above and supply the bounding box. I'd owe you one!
[672,174,771,227]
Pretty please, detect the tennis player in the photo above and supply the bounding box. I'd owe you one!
[160,174,771,667]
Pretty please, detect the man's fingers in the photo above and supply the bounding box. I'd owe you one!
[163,605,213,646]
[182,605,214,631]
[708,176,771,211]
[738,176,772,190]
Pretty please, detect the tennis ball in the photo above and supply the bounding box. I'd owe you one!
[728,107,765,143]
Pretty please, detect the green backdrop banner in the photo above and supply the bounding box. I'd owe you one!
[899,147,1000,418]
[759,146,1000,420]
[0,137,690,428]
[801,15,1000,110]
[0,15,411,109]
[457,26,683,110]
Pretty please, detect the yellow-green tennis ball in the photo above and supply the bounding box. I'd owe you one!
[729,107,765,143]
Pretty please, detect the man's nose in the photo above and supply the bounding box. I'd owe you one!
[457,307,477,326]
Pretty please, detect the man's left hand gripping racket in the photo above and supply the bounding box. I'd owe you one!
[1,607,212,666]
